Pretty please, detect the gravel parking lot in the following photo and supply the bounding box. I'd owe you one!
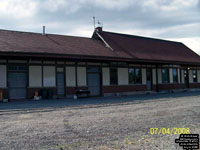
[0,91,200,150]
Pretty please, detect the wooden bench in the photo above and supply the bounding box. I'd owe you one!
[76,89,90,98]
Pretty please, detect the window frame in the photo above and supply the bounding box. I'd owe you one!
[172,68,178,83]
[135,68,142,84]
[128,68,135,85]
[162,68,170,84]
[128,67,142,85]
[192,69,197,83]
[110,68,118,85]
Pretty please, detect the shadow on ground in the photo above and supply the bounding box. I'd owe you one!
[0,90,200,112]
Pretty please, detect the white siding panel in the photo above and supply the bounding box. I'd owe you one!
[43,66,56,87]
[66,67,76,87]
[189,70,193,83]
[102,67,110,86]
[152,69,156,84]
[178,69,180,83]
[29,66,42,87]
[142,68,146,85]
[181,70,185,83]
[77,67,86,86]
[0,65,6,88]
[118,68,128,85]
[158,69,162,84]
[169,68,173,83]
[198,70,200,83]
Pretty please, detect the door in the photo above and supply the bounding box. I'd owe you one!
[146,69,152,91]
[8,72,27,99]
[57,70,65,97]
[87,67,101,96]
[184,69,189,88]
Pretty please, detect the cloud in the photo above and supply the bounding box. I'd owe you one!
[0,0,38,19]
[0,0,199,54]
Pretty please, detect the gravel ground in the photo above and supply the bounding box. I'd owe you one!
[0,92,200,150]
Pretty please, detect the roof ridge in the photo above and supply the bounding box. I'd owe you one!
[0,28,91,39]
[102,30,182,44]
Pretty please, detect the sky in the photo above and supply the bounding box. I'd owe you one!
[0,0,200,54]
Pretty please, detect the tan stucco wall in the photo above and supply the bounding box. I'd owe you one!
[43,66,56,87]
[29,66,42,87]
[77,67,87,86]
[118,68,128,85]
[142,68,147,85]
[198,70,200,83]
[66,67,76,87]
[152,69,156,85]
[158,69,162,84]
[169,68,173,83]
[102,67,110,86]
[0,65,7,88]
[189,70,193,83]
[181,70,185,84]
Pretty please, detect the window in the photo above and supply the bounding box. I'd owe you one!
[135,68,142,84]
[128,68,142,84]
[193,70,197,83]
[179,69,182,83]
[8,65,28,71]
[162,68,169,83]
[110,68,118,85]
[173,68,178,83]
[129,68,135,84]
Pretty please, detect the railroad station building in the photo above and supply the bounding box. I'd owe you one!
[0,27,200,100]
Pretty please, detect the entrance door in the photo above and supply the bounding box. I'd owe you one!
[57,68,65,97]
[87,67,101,96]
[8,71,27,99]
[146,69,152,91]
[184,69,189,88]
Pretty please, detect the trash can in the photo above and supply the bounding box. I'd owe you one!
[48,89,53,99]
[42,89,48,99]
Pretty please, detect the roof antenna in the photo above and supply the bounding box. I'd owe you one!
[43,26,45,35]
[93,16,96,30]
[98,20,103,28]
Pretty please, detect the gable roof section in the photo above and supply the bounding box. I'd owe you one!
[0,29,200,65]
[0,29,120,59]
[95,31,200,65]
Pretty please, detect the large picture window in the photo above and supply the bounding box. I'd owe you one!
[110,68,118,85]
[162,68,169,83]
[193,70,197,83]
[129,68,142,84]
[173,68,178,83]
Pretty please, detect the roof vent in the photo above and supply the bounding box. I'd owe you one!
[43,26,45,35]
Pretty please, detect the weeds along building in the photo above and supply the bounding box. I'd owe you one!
[0,26,200,100]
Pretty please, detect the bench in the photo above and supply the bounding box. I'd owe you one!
[76,89,90,98]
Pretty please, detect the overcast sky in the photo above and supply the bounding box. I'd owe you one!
[0,0,200,54]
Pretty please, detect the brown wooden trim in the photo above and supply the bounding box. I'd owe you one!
[1,52,200,66]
